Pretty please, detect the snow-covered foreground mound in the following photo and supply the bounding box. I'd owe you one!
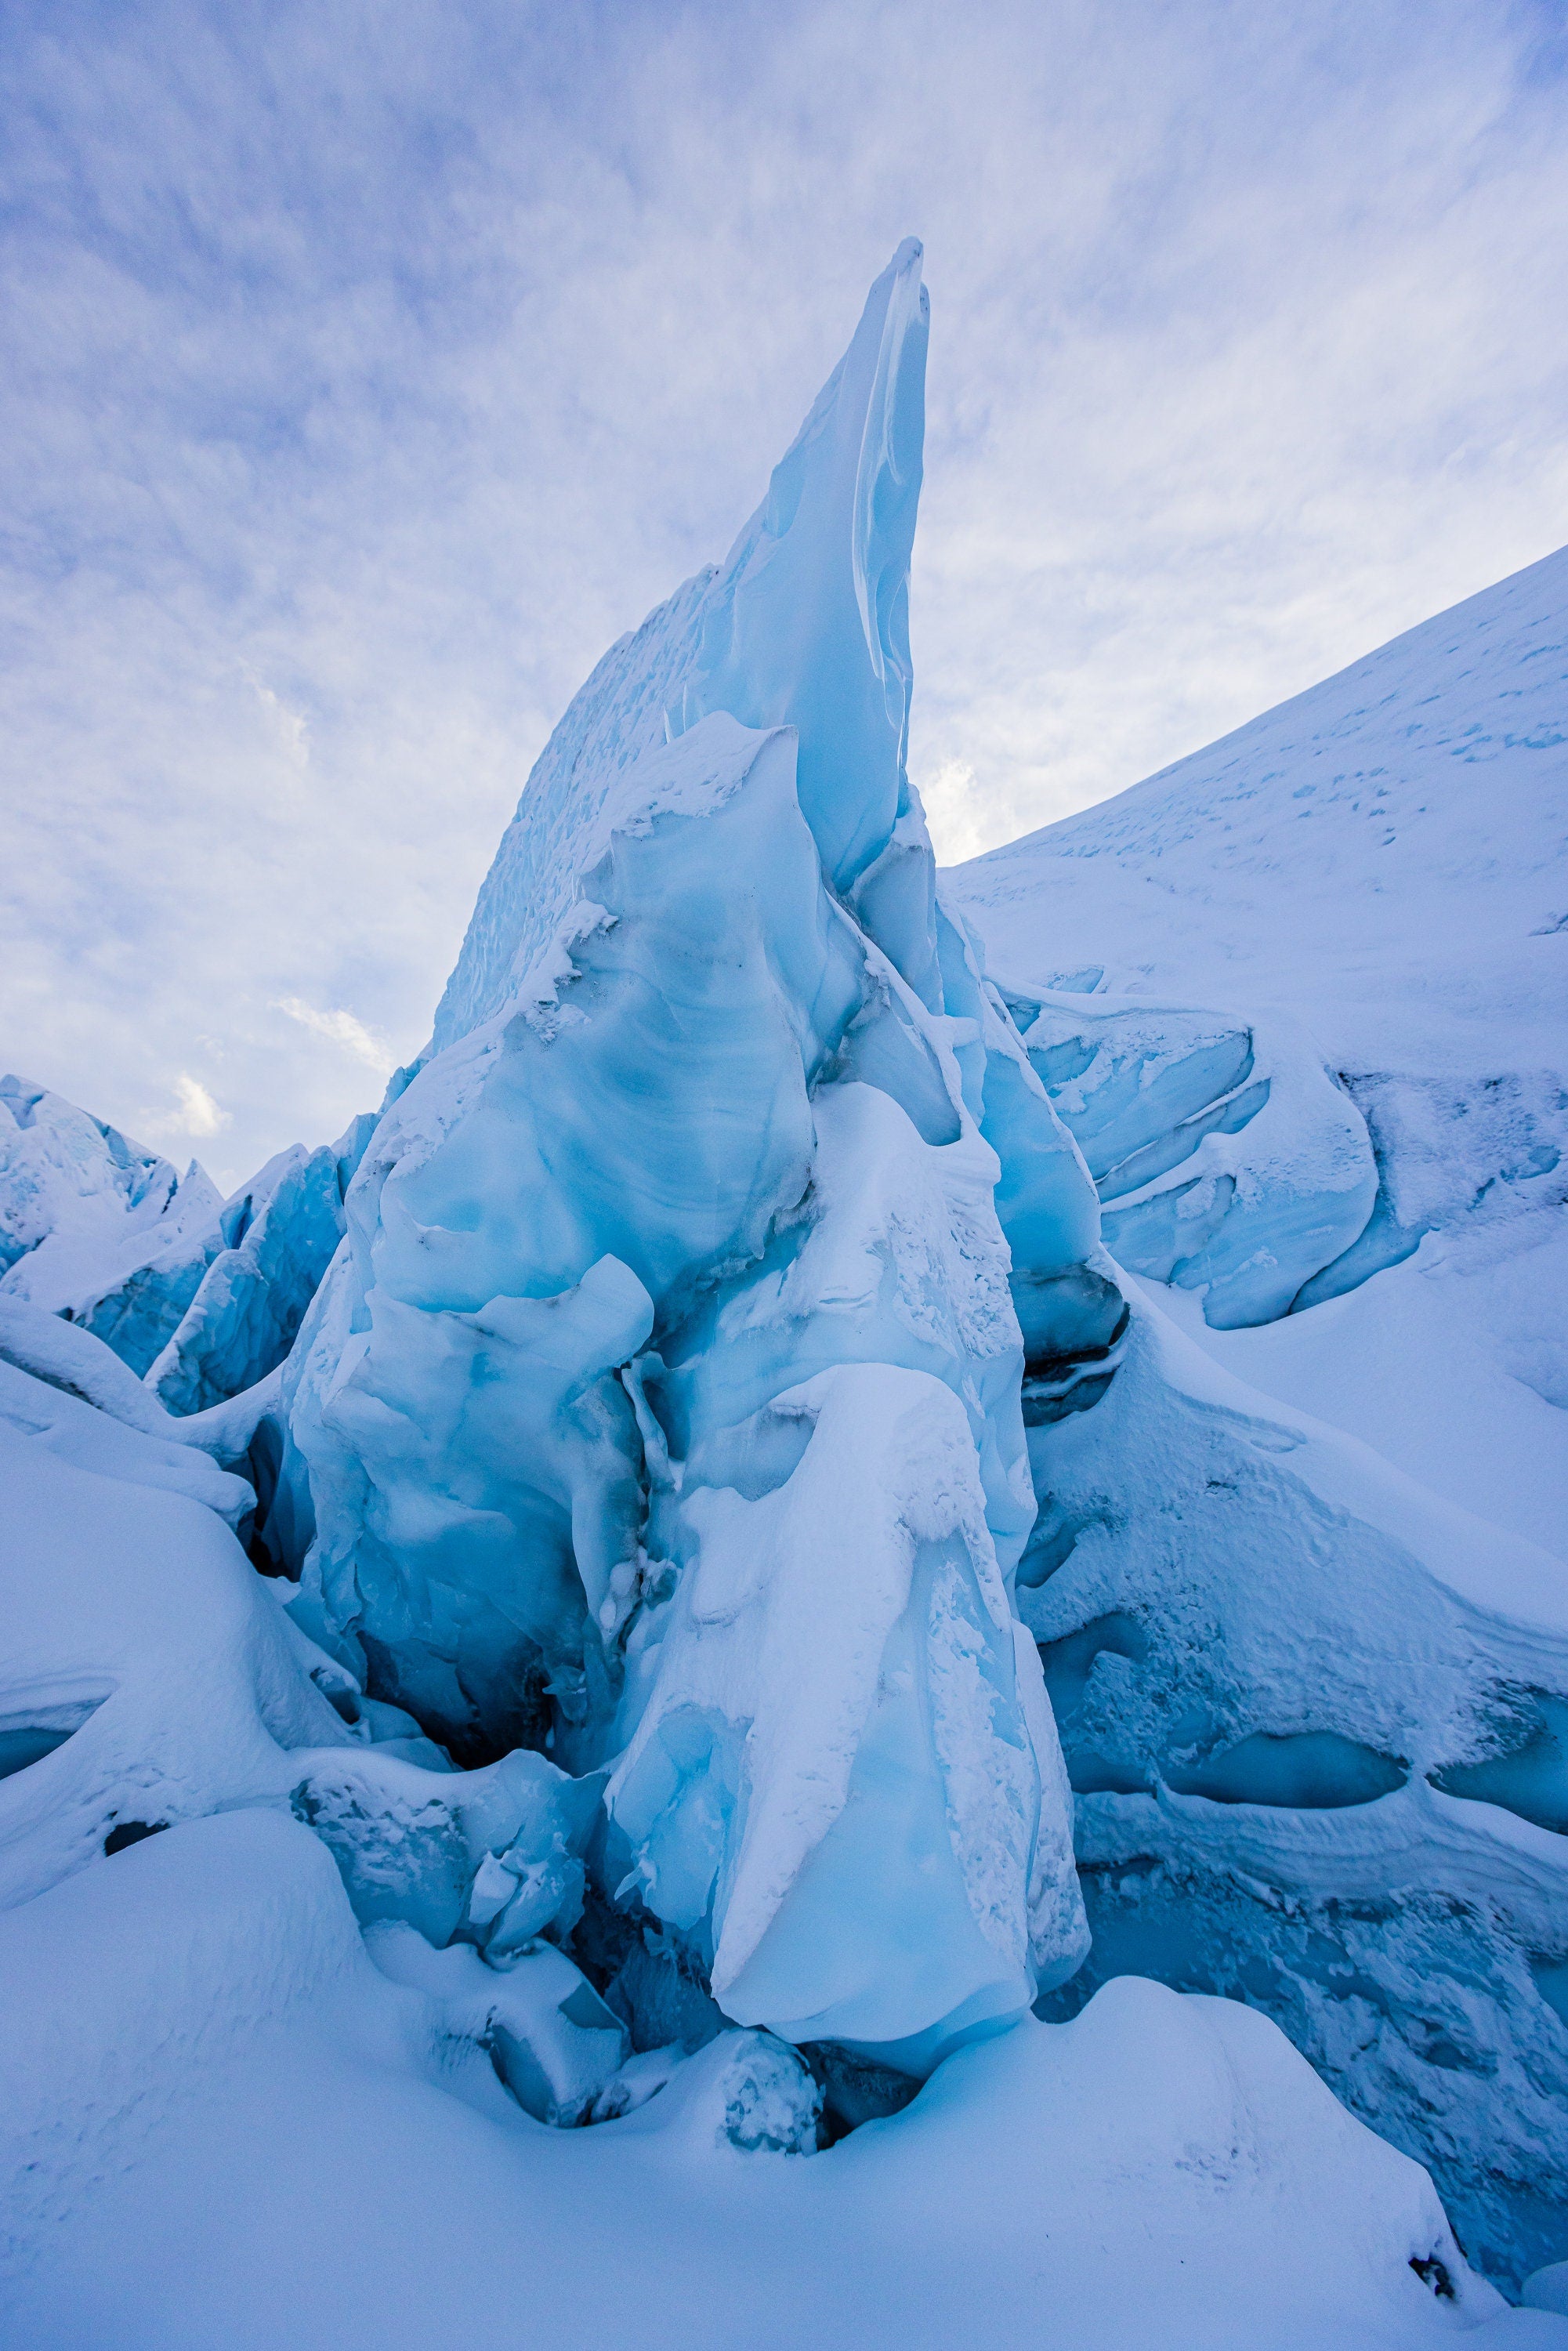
[948,549,1568,2286]
[2,1806,1512,2351]
[2,249,1565,2344]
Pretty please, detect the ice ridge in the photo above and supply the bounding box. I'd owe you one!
[269,243,1106,2072]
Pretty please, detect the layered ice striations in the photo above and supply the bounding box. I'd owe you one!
[992,986,1380,1328]
[275,244,1099,2068]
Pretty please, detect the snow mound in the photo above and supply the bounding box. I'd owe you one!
[1,1806,1530,2350]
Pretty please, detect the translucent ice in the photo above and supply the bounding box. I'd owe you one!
[274,245,1095,2067]
[147,1131,369,1413]
[1000,987,1378,1327]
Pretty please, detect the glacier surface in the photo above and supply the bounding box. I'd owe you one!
[2,245,1566,2346]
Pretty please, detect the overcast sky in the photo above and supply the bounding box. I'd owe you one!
[4,0,1566,1186]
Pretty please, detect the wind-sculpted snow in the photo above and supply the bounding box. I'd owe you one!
[275,245,1099,2067]
[1,1809,1519,2351]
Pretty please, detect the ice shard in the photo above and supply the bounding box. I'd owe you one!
[274,245,1100,2067]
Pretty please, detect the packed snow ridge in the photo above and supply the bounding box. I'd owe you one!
[2,245,1566,2349]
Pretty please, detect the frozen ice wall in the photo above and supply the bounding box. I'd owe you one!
[277,245,1107,2070]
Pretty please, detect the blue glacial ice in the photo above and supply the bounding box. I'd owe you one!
[145,1128,371,1413]
[271,240,1097,2071]
[0,1070,373,1400]
[995,987,1379,1328]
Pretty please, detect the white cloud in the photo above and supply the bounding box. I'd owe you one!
[275,998,397,1078]
[143,1073,230,1141]
[918,759,990,867]
[1,0,1564,1179]
[242,669,310,773]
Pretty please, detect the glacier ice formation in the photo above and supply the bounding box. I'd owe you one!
[0,1073,221,1351]
[3,241,1567,2341]
[270,238,1099,2072]
[0,1074,371,1403]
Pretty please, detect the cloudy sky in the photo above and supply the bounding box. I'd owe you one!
[3,0,1566,1185]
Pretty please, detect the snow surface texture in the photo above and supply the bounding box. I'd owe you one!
[2,246,1566,2346]
[4,1809,1526,2351]
[949,548,1568,2284]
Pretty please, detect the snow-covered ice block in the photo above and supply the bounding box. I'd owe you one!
[610,1360,1085,2069]
[0,1073,205,1307]
[0,1068,372,1409]
[0,1421,354,1910]
[1002,984,1378,1326]
[0,1408,607,1983]
[365,1921,627,2125]
[294,1739,599,1951]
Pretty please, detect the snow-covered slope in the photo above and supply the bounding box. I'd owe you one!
[946,549,1568,2281]
[950,546,1567,1070]
[947,548,1568,1546]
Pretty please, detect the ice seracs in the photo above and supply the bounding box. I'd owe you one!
[0,1073,220,1352]
[274,242,1096,2066]
[2,245,1566,2344]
